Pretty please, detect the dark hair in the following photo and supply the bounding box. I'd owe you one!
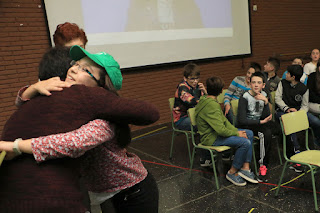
[183,63,200,78]
[206,76,224,96]
[287,65,303,81]
[293,57,303,65]
[38,47,72,80]
[267,57,280,72]
[249,62,261,72]
[53,22,88,47]
[250,72,266,83]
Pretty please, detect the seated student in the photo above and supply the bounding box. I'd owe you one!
[195,76,258,186]
[282,57,307,85]
[263,57,281,94]
[223,62,261,123]
[237,72,280,180]
[307,61,320,117]
[275,65,320,172]
[173,63,207,131]
[303,49,320,80]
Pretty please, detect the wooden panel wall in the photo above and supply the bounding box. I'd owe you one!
[1,0,320,135]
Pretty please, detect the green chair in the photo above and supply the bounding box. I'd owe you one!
[217,89,227,104]
[0,151,6,166]
[188,107,231,190]
[169,98,192,164]
[275,110,320,212]
[231,99,258,175]
[270,91,276,121]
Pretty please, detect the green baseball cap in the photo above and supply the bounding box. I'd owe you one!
[69,45,122,90]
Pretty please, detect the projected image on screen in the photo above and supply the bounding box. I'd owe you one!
[44,0,250,68]
[82,0,232,33]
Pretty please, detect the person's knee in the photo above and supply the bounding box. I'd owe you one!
[245,129,254,140]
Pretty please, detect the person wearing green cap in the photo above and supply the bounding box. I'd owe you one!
[0,46,159,212]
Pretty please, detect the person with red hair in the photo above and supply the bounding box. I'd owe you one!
[53,22,88,48]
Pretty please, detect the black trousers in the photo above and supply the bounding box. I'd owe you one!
[101,172,159,213]
[240,121,280,166]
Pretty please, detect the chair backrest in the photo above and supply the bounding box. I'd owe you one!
[168,97,176,129]
[270,91,276,121]
[230,99,239,125]
[188,107,196,127]
[217,89,227,104]
[280,110,309,135]
[168,97,175,111]
[187,108,198,146]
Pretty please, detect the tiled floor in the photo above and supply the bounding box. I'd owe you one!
[104,123,320,213]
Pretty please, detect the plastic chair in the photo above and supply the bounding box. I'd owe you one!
[270,91,276,121]
[216,89,227,104]
[231,99,258,175]
[0,151,6,166]
[275,110,320,212]
[168,98,192,164]
[188,107,231,190]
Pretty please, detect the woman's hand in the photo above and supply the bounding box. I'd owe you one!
[21,77,72,100]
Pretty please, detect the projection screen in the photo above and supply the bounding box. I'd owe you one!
[44,0,251,68]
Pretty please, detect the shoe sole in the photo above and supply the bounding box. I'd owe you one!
[238,172,259,184]
[226,175,247,186]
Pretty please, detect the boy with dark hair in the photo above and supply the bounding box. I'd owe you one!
[224,62,261,123]
[38,46,72,81]
[263,57,281,94]
[282,57,307,85]
[173,62,207,131]
[196,76,258,186]
[237,72,280,180]
[275,65,320,172]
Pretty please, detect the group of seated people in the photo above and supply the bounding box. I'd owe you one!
[172,48,320,186]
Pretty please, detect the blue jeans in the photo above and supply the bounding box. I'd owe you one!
[175,117,198,131]
[213,129,254,170]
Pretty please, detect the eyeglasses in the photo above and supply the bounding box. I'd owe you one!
[188,77,200,82]
[70,60,101,86]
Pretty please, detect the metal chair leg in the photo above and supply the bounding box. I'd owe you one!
[275,161,288,196]
[169,131,176,159]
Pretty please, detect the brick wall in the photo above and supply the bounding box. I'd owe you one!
[1,0,320,136]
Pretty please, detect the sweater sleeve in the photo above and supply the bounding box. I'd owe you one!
[300,90,309,112]
[31,119,114,162]
[205,105,238,137]
[275,81,289,112]
[223,77,238,105]
[15,86,30,107]
[237,96,260,126]
[77,85,160,126]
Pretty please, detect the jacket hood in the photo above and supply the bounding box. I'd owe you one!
[195,96,216,117]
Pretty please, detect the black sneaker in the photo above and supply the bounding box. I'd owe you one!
[289,163,303,173]
[200,159,212,167]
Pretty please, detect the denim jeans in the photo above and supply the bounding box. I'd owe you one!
[225,107,234,124]
[213,129,254,170]
[175,117,198,131]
